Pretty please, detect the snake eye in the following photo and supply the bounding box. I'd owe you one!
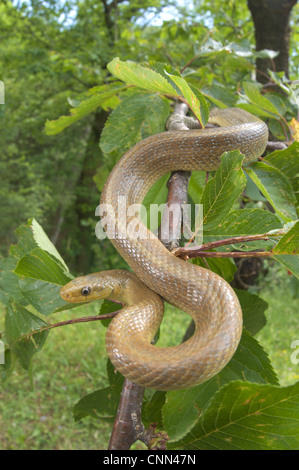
[81,286,91,296]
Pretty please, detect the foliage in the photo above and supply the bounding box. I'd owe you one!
[1,0,299,451]
[1,54,299,449]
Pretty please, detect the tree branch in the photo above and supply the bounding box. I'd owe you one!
[107,100,193,450]
[177,250,273,259]
[10,312,120,345]
[173,232,281,260]
[108,379,145,450]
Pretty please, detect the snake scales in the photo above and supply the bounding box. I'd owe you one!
[60,108,268,390]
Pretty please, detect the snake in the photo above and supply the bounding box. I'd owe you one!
[60,108,268,391]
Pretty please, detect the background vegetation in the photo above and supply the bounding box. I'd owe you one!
[0,0,298,450]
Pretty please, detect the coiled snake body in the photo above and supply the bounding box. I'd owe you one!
[60,108,268,390]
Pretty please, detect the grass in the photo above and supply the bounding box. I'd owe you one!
[0,266,298,449]
[255,265,299,386]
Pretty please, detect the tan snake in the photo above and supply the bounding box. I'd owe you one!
[60,108,268,391]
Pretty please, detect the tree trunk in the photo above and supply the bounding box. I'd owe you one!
[247,0,297,83]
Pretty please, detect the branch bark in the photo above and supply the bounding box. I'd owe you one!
[108,380,145,450]
[107,101,194,450]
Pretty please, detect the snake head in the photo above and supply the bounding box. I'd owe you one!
[60,273,114,303]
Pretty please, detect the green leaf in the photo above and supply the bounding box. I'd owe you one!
[19,278,68,316]
[273,254,299,279]
[165,74,209,125]
[29,219,69,271]
[10,223,39,260]
[99,300,122,315]
[205,208,282,238]
[148,61,182,94]
[106,358,124,395]
[74,360,123,422]
[264,142,299,210]
[169,381,299,450]
[45,84,127,135]
[201,150,246,229]
[273,220,299,254]
[107,58,178,96]
[245,162,297,223]
[107,59,208,124]
[0,257,28,307]
[100,92,170,161]
[193,257,236,283]
[73,387,118,422]
[236,289,268,336]
[10,219,70,271]
[1,219,72,315]
[144,391,166,429]
[202,83,237,108]
[162,331,278,442]
[240,82,282,119]
[188,171,206,202]
[14,248,73,316]
[15,248,72,285]
[5,302,48,370]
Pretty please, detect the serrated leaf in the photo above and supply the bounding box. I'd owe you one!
[98,300,122,328]
[188,171,206,202]
[273,254,299,279]
[107,58,178,96]
[201,150,246,229]
[73,387,118,422]
[246,162,297,222]
[15,248,72,285]
[19,278,68,316]
[238,102,278,119]
[202,84,237,108]
[169,381,299,450]
[165,74,208,126]
[10,223,38,260]
[45,84,127,135]
[99,299,122,315]
[144,391,166,429]
[74,360,123,422]
[236,289,268,336]
[29,219,69,271]
[14,248,73,315]
[106,358,124,392]
[148,61,182,95]
[205,209,282,238]
[193,257,236,283]
[273,220,299,254]
[100,92,170,160]
[264,142,299,210]
[10,218,70,271]
[241,82,282,119]
[0,257,28,307]
[5,302,48,370]
[74,359,124,422]
[162,331,277,442]
[107,59,208,124]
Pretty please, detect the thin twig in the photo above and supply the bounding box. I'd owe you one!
[175,232,279,257]
[176,250,273,259]
[11,312,119,344]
